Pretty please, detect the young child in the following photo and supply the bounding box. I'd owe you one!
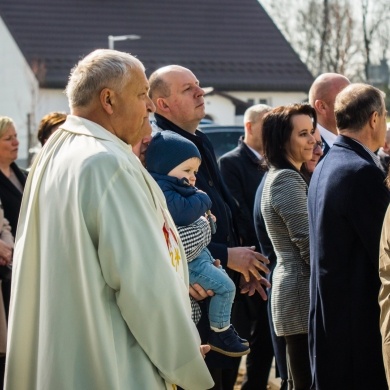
[145,130,250,357]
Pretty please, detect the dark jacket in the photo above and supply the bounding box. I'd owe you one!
[154,114,240,267]
[155,114,241,370]
[0,162,26,318]
[308,135,389,389]
[219,138,265,247]
[0,162,27,236]
[149,172,212,226]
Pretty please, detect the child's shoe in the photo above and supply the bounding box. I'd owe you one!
[229,325,249,346]
[208,326,250,357]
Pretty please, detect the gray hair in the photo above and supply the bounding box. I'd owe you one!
[0,116,15,138]
[335,83,385,132]
[244,104,272,124]
[65,49,145,108]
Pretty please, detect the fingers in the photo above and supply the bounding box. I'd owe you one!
[206,289,215,297]
[255,285,268,301]
[189,285,207,301]
[241,282,268,300]
[242,270,250,283]
[246,246,270,265]
[213,259,221,268]
[200,344,211,358]
[189,283,213,301]
[0,251,12,263]
[260,277,271,289]
[252,258,270,274]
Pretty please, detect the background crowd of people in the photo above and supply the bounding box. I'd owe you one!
[0,49,390,390]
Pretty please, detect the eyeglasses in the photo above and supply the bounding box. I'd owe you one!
[313,140,325,152]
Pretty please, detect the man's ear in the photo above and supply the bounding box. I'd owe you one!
[369,111,379,129]
[245,122,252,136]
[100,88,114,114]
[314,99,326,115]
[156,97,169,112]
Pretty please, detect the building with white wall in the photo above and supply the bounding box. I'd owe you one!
[0,16,39,165]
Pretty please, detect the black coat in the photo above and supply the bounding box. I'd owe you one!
[0,162,26,318]
[154,114,240,267]
[219,139,265,248]
[308,135,389,389]
[154,114,241,370]
[0,162,27,236]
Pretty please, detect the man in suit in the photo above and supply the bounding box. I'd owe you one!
[148,65,271,390]
[308,83,389,389]
[218,104,274,390]
[308,73,350,156]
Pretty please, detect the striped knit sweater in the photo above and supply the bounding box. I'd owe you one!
[261,167,310,336]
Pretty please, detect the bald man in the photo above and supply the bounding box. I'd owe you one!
[308,73,350,155]
[149,65,271,390]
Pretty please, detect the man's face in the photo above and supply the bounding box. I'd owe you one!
[377,105,388,149]
[112,67,155,145]
[162,68,205,131]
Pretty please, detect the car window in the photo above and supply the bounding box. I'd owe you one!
[203,130,243,159]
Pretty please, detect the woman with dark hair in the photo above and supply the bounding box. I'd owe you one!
[37,111,67,146]
[260,103,316,390]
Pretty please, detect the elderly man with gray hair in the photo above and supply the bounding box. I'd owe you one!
[5,50,214,390]
[308,83,389,389]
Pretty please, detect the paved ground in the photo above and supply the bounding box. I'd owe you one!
[234,357,281,390]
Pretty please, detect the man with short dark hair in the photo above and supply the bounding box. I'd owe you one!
[308,83,389,389]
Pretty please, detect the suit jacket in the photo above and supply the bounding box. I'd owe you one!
[219,139,265,247]
[262,167,310,336]
[321,136,330,157]
[308,135,389,390]
[0,162,27,237]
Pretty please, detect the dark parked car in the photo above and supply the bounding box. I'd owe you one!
[199,124,244,159]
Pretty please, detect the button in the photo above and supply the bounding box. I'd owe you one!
[208,180,213,186]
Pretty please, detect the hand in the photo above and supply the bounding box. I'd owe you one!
[200,344,211,358]
[239,274,271,300]
[189,283,215,301]
[227,246,269,282]
[208,212,216,223]
[0,240,12,264]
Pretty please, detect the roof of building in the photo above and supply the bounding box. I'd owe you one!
[0,0,314,91]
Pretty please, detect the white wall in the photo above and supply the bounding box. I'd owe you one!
[204,91,308,125]
[230,91,308,107]
[204,95,236,124]
[36,89,70,128]
[0,17,39,165]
